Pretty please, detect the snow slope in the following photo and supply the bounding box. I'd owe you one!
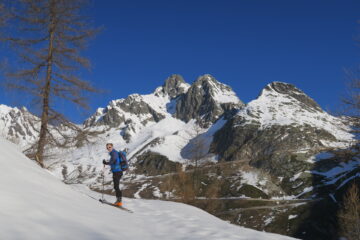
[236,82,354,148]
[0,137,295,240]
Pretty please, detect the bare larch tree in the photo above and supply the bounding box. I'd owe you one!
[3,0,99,167]
[0,1,6,27]
[337,182,360,240]
[342,65,360,133]
[336,20,360,240]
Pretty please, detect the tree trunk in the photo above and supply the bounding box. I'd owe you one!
[36,1,56,167]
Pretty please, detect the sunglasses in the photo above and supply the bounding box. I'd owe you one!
[106,146,112,149]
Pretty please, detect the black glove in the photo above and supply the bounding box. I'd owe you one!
[102,159,107,165]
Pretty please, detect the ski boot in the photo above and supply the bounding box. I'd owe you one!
[114,198,122,207]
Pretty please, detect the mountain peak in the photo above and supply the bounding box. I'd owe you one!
[235,82,354,146]
[193,74,243,105]
[193,74,223,88]
[260,81,322,112]
[0,104,17,115]
[175,74,243,126]
[160,74,190,99]
[0,104,39,149]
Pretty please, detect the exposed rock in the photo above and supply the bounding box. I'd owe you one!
[175,74,243,127]
[134,151,182,176]
[211,118,335,178]
[160,74,189,99]
[237,184,269,199]
[84,95,165,128]
[264,82,322,112]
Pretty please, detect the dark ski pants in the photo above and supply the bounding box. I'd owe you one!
[113,171,123,202]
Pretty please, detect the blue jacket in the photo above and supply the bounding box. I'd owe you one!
[107,149,121,173]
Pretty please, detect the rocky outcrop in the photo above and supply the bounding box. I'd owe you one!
[211,119,336,177]
[134,151,182,176]
[175,74,244,127]
[158,74,189,99]
[84,94,165,128]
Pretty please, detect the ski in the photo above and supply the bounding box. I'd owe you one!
[99,199,133,213]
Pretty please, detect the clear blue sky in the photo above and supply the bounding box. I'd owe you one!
[1,0,360,123]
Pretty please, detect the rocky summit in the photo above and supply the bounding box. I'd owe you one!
[1,75,358,240]
[0,105,40,149]
[175,74,243,127]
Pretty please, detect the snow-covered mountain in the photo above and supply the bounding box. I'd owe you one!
[210,81,357,198]
[83,74,241,139]
[0,104,39,149]
[236,82,353,148]
[0,137,296,240]
[1,74,358,239]
[211,81,355,177]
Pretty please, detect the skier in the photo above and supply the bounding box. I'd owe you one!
[103,143,123,207]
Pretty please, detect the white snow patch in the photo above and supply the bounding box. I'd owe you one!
[241,171,267,187]
[296,187,314,198]
[290,172,302,182]
[134,182,151,199]
[305,152,334,163]
[152,187,163,198]
[264,216,275,226]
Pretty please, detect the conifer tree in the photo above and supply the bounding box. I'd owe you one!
[3,0,99,167]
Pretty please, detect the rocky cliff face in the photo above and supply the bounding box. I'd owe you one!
[84,94,166,128]
[175,74,243,127]
[160,74,189,99]
[84,74,189,128]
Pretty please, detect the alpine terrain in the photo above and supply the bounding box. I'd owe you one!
[1,74,358,240]
[0,137,296,240]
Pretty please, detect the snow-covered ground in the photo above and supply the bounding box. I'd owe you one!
[0,137,296,240]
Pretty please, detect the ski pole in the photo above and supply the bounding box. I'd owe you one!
[102,164,105,201]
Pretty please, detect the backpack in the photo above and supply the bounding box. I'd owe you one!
[118,151,129,171]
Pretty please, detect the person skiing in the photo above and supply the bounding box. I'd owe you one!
[102,143,123,207]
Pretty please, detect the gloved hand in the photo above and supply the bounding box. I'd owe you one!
[102,159,107,165]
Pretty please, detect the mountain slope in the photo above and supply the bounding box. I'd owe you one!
[235,82,353,148]
[211,81,355,189]
[0,104,39,149]
[0,137,295,240]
